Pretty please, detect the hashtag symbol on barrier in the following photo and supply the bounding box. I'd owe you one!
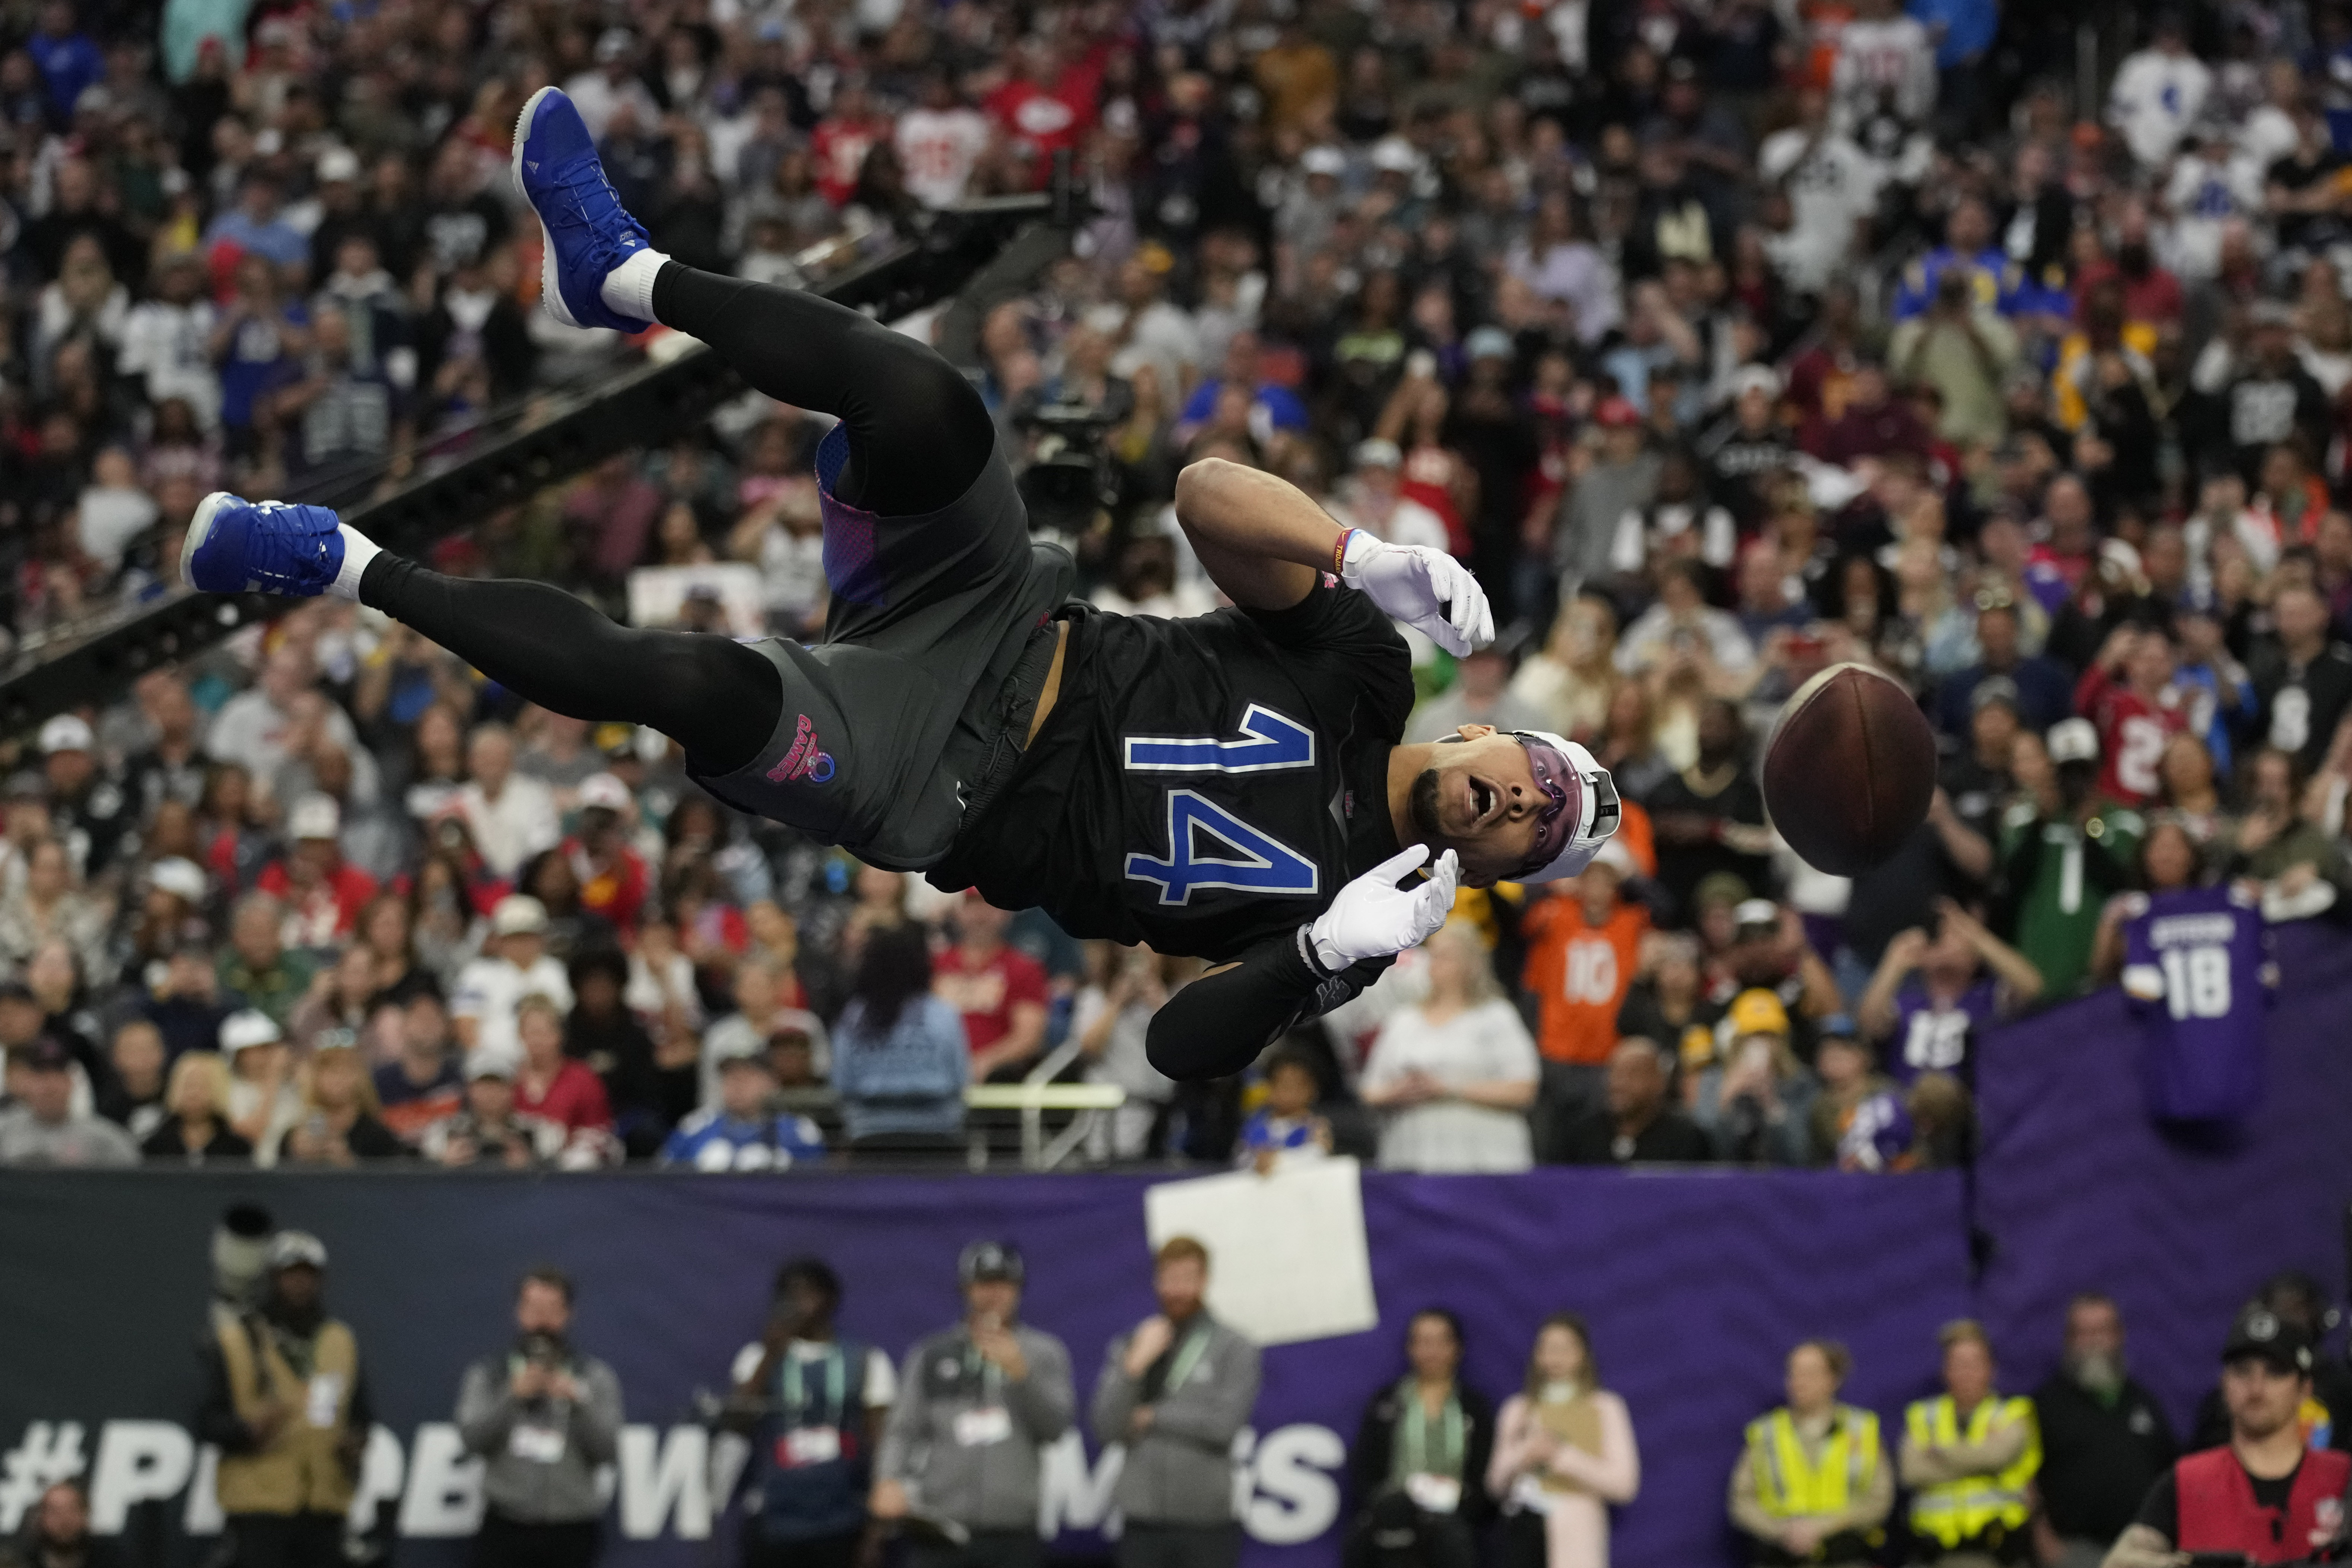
[0,1423,88,1534]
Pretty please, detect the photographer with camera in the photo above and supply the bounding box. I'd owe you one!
[2101,1306,2349,1568]
[194,1232,371,1568]
[455,1267,624,1568]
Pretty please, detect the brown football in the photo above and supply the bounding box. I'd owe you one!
[1762,662,1937,876]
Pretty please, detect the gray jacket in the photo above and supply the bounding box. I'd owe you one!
[455,1349,624,1524]
[878,1323,1075,1530]
[1091,1314,1260,1525]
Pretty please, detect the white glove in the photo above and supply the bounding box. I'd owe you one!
[1308,844,1460,973]
[1339,531,1494,657]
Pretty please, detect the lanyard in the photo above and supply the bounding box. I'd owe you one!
[1161,1322,1211,1396]
[1398,1381,1465,1477]
[780,1344,847,1427]
[962,1340,1005,1401]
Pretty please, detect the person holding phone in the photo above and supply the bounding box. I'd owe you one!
[872,1243,1075,1568]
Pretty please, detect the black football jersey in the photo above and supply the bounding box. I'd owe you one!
[933,581,1415,962]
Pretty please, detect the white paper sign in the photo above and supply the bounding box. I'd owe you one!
[1143,1156,1379,1347]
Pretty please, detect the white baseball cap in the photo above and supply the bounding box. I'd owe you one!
[220,1010,283,1054]
[2047,717,2100,766]
[466,1042,522,1081]
[149,857,207,903]
[576,772,633,814]
[38,715,93,755]
[491,894,549,937]
[288,793,341,841]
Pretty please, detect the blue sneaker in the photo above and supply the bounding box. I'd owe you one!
[512,85,654,332]
[181,492,347,596]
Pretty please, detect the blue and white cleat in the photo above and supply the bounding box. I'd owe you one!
[512,85,655,332]
[181,492,346,596]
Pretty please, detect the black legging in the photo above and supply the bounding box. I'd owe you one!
[360,263,1000,774]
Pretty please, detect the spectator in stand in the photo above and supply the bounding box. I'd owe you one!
[96,1018,169,1141]
[216,892,314,1029]
[256,795,377,952]
[1691,990,1818,1166]
[511,994,615,1166]
[561,774,650,935]
[1999,723,2143,1000]
[145,1051,253,1165]
[1519,841,1647,1149]
[723,1258,895,1568]
[2106,1305,2349,1568]
[1073,944,1184,1161]
[454,724,560,883]
[374,991,462,1146]
[15,1482,118,1568]
[1809,1019,1914,1171]
[1553,1038,1713,1166]
[2251,583,2352,777]
[2033,1295,2177,1568]
[1487,1314,1641,1568]
[453,896,573,1058]
[660,1031,826,1171]
[197,1232,370,1568]
[1899,1321,2041,1568]
[0,1037,139,1165]
[1358,922,1540,1173]
[1647,700,1775,924]
[1237,1046,1332,1173]
[830,922,968,1159]
[270,1040,409,1165]
[420,1045,567,1169]
[872,1242,1075,1568]
[1933,592,2077,738]
[1091,1238,1262,1568]
[1348,1309,1496,1568]
[2074,628,2189,809]
[456,1267,624,1568]
[1728,1340,1892,1568]
[1858,900,2040,1083]
[222,1010,303,1166]
[935,892,1049,1084]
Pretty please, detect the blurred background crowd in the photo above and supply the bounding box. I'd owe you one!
[0,0,2348,1172]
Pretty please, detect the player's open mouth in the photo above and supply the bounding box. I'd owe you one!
[1468,776,1499,824]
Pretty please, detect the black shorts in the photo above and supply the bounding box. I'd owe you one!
[690,425,1072,870]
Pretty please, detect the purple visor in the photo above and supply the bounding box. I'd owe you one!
[1512,732,1619,879]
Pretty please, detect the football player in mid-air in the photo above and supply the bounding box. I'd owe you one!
[181,86,1620,1081]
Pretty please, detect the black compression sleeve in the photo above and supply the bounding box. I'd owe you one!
[1146,931,1388,1081]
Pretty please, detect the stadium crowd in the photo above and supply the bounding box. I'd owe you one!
[0,0,2345,1170]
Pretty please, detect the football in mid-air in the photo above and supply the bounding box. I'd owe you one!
[1762,662,1937,876]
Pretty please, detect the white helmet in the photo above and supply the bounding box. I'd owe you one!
[1508,730,1623,885]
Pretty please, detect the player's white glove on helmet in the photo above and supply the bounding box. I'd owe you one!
[1339,530,1494,658]
[1306,844,1459,974]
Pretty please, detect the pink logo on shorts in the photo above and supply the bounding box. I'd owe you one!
[767,714,836,785]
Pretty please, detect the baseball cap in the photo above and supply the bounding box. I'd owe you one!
[713,1030,773,1069]
[1465,326,1514,362]
[316,145,361,184]
[149,856,207,903]
[1693,871,1753,911]
[1301,145,1345,177]
[2047,717,2101,767]
[466,1042,521,1081]
[1353,438,1402,471]
[266,1230,328,1272]
[288,793,341,842]
[1817,1013,1861,1042]
[38,714,93,755]
[1733,897,1782,934]
[1729,988,1791,1037]
[2222,1303,2315,1373]
[1369,135,1419,174]
[1593,395,1642,430]
[1508,731,1623,884]
[1971,675,2022,716]
[959,1240,1025,1286]
[576,773,633,814]
[1589,838,1636,877]
[491,894,549,937]
[11,1036,73,1072]
[1727,364,1782,402]
[219,1010,283,1054]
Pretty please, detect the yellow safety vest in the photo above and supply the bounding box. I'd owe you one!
[1904,1394,2039,1548]
[213,1306,361,1517]
[1747,1405,1881,1518]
